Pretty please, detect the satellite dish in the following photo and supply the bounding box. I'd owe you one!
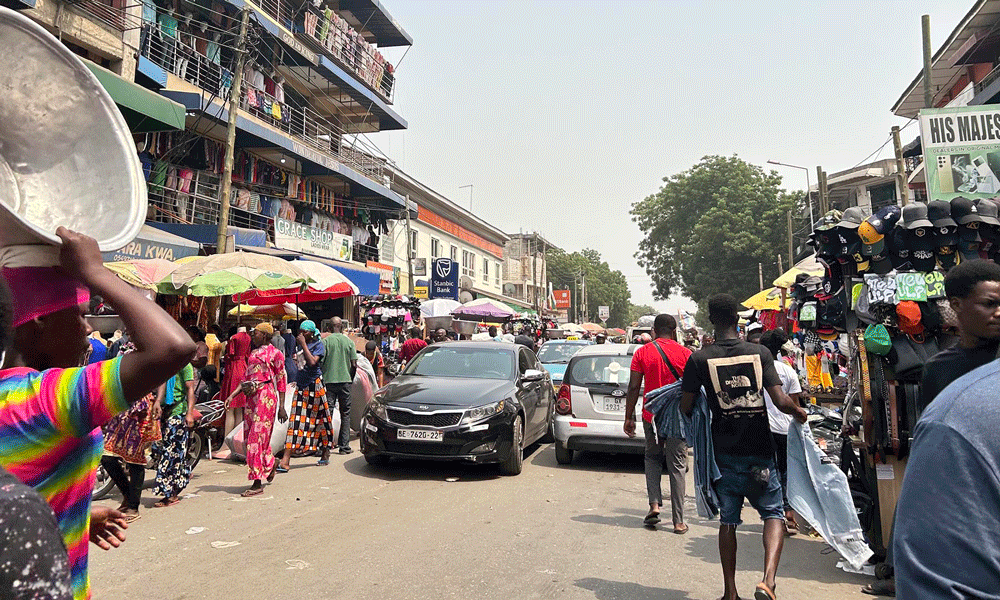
[459,290,474,303]
[459,275,474,291]
[503,283,516,296]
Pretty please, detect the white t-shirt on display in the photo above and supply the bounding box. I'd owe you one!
[763,359,802,435]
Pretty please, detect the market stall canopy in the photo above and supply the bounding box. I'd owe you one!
[159,251,312,297]
[561,323,585,333]
[83,60,186,133]
[452,298,514,319]
[580,322,605,333]
[229,302,307,321]
[420,298,461,318]
[104,258,179,290]
[773,254,825,289]
[232,259,358,305]
[742,287,791,311]
[606,328,625,336]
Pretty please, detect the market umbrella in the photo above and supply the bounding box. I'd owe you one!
[158,251,311,297]
[606,327,625,336]
[451,298,514,319]
[228,302,308,321]
[773,254,825,288]
[420,298,461,318]
[742,286,791,311]
[231,259,358,305]
[562,322,585,333]
[580,322,605,333]
[104,258,179,290]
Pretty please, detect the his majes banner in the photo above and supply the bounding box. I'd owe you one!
[920,105,1000,202]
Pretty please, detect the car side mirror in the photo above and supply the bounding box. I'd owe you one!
[522,369,545,382]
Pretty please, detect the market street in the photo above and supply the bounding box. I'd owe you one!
[90,440,870,599]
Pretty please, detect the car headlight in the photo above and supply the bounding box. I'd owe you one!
[464,400,504,423]
[370,395,388,421]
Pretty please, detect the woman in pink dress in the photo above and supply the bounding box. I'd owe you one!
[225,322,287,496]
[221,326,251,435]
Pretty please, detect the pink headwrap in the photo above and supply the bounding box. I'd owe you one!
[2,266,90,328]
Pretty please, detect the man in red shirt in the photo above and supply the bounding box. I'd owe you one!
[399,326,428,366]
[624,314,692,533]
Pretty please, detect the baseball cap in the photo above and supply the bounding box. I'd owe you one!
[934,224,958,246]
[816,229,841,258]
[928,199,957,228]
[814,210,843,232]
[896,301,925,335]
[936,245,959,271]
[901,203,934,229]
[837,206,868,229]
[859,205,902,244]
[975,199,1000,226]
[909,227,937,272]
[951,196,983,224]
[890,226,911,270]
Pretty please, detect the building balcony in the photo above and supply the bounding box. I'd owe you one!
[71,0,129,31]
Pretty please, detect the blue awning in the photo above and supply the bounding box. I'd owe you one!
[298,256,380,296]
[102,224,200,262]
[146,223,267,248]
[160,90,405,210]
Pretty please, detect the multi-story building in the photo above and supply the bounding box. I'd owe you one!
[384,170,531,310]
[502,233,556,314]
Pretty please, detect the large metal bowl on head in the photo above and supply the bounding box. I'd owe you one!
[423,316,453,332]
[451,319,479,336]
[0,7,146,251]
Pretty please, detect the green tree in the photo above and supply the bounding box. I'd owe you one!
[626,303,658,326]
[631,155,798,311]
[547,248,632,328]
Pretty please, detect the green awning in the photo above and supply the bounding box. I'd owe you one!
[83,61,186,133]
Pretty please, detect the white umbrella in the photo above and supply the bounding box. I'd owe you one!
[562,322,585,333]
[421,298,461,318]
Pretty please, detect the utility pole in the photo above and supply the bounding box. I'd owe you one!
[816,167,830,215]
[758,262,764,292]
[923,15,933,109]
[778,254,783,277]
[403,195,414,294]
[892,125,910,205]
[786,209,794,268]
[216,8,251,255]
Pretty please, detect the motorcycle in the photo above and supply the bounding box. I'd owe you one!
[93,396,226,500]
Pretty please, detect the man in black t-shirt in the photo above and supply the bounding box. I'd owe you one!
[681,294,806,600]
[920,259,1000,411]
[0,466,72,599]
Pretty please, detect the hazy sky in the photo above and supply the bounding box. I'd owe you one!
[370,0,970,314]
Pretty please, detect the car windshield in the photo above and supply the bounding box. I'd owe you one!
[569,355,632,385]
[403,346,515,380]
[537,343,586,364]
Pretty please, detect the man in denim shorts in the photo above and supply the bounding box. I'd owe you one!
[681,295,807,600]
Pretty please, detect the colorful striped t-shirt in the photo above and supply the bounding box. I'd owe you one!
[0,357,128,600]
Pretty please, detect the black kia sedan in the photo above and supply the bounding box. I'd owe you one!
[360,341,554,475]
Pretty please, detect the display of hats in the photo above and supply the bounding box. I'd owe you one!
[837,206,868,229]
[820,258,844,296]
[815,210,843,231]
[863,324,892,355]
[817,328,839,341]
[933,222,959,246]
[896,301,925,335]
[908,227,936,272]
[936,298,959,331]
[889,225,911,270]
[928,199,957,228]
[952,196,983,224]
[919,301,942,332]
[975,198,1000,226]
[901,202,934,229]
[858,205,902,245]
[936,244,959,271]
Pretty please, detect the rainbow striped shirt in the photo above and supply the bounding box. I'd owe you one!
[0,357,127,600]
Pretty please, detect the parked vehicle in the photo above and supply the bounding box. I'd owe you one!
[553,343,644,464]
[93,396,226,500]
[537,339,593,389]
[360,342,554,475]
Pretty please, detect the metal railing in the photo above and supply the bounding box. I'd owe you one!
[140,23,231,99]
[975,62,1000,96]
[245,0,395,101]
[72,0,128,31]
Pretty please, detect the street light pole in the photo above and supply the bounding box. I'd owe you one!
[459,184,474,212]
[767,160,814,226]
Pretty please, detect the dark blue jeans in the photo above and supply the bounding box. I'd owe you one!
[325,382,352,449]
[715,453,784,527]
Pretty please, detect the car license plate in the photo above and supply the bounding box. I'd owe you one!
[603,397,626,412]
[397,429,444,442]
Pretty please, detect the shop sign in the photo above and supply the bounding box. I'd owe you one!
[413,281,429,299]
[895,272,928,302]
[553,290,571,309]
[598,305,610,321]
[417,206,504,258]
[430,258,459,300]
[865,274,897,305]
[413,257,427,277]
[920,104,1000,202]
[102,239,198,263]
[367,260,396,294]
[274,217,351,261]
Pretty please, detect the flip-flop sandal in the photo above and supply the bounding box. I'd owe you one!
[153,497,180,508]
[316,459,330,466]
[123,513,141,524]
[241,488,264,497]
[861,581,895,597]
[754,583,776,600]
[643,512,661,526]
[673,524,689,535]
[275,466,289,473]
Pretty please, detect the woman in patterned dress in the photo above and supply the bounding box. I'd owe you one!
[100,340,163,522]
[220,326,251,435]
[278,320,331,471]
[224,322,287,496]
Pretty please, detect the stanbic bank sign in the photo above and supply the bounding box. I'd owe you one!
[274,217,352,262]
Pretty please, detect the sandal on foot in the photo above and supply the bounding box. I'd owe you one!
[123,513,141,524]
[153,497,180,508]
[275,466,289,473]
[241,488,264,497]
[673,523,689,535]
[754,583,776,600]
[316,458,330,466]
[643,511,661,526]
[861,581,895,597]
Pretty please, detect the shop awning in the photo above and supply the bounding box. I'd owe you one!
[101,224,200,262]
[237,245,381,296]
[146,223,268,248]
[83,60,186,133]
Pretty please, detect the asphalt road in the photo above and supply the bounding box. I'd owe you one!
[90,441,874,600]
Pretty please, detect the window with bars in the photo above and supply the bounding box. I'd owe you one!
[410,230,418,259]
[482,257,489,283]
[450,245,458,262]
[462,250,475,278]
[431,238,441,259]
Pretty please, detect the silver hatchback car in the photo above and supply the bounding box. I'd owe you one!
[552,343,645,464]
